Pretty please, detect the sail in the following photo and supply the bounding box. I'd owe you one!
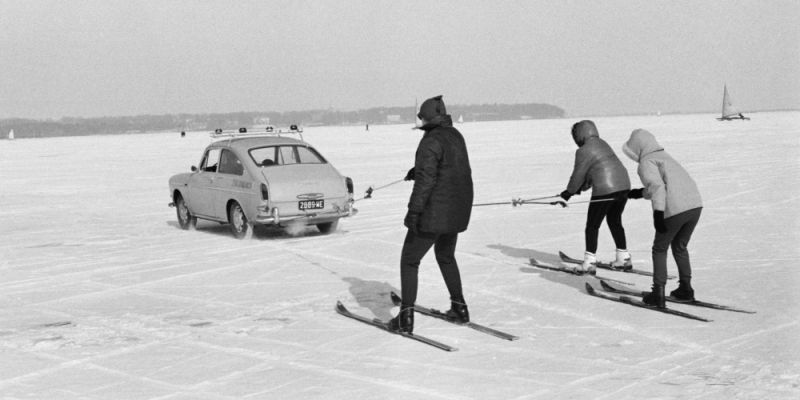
[458,114,464,123]
[721,85,740,118]
[8,129,14,140]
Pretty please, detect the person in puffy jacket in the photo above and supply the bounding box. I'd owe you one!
[623,128,703,308]
[560,120,632,273]
[388,95,474,334]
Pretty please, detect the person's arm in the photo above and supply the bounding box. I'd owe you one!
[407,136,442,213]
[566,150,591,195]
[638,159,666,211]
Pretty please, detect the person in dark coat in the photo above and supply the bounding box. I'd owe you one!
[389,95,474,333]
[560,120,632,273]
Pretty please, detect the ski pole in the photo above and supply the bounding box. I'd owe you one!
[516,199,568,208]
[472,200,517,207]
[521,194,562,202]
[565,198,617,205]
[472,198,567,208]
[355,178,405,202]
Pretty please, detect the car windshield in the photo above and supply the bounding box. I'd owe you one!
[249,145,327,167]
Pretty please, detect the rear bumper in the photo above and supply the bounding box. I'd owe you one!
[254,201,357,225]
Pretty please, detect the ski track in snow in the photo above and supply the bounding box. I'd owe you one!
[1,112,799,399]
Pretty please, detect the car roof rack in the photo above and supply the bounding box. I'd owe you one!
[209,125,304,141]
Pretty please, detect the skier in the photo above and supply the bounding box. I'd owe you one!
[388,95,474,333]
[559,120,632,273]
[622,129,703,308]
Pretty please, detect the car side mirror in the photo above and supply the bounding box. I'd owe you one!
[191,165,197,172]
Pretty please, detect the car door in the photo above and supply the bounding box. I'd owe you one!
[186,147,222,219]
[212,149,252,219]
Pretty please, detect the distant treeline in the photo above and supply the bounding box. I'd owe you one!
[0,103,564,139]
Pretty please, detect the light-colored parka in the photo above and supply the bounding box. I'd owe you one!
[622,129,702,218]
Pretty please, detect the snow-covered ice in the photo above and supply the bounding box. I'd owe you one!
[1,112,798,399]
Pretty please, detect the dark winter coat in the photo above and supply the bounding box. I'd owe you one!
[408,116,473,233]
[566,129,631,196]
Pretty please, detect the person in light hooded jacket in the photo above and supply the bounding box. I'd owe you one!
[623,129,703,308]
[560,120,632,273]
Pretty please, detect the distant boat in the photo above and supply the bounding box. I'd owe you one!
[7,129,14,140]
[458,114,464,123]
[717,85,750,121]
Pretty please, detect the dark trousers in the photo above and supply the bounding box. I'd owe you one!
[399,230,463,307]
[652,207,702,286]
[585,190,629,254]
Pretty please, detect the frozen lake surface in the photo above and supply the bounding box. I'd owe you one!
[1,112,798,399]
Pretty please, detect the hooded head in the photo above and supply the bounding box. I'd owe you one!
[417,95,448,127]
[571,120,599,147]
[622,129,663,163]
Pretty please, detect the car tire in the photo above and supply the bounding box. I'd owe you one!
[175,194,197,230]
[316,220,339,234]
[228,201,253,239]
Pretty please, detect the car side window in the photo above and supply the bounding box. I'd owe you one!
[296,146,326,164]
[249,145,325,166]
[201,148,221,172]
[218,149,244,175]
[249,146,277,167]
[278,146,299,165]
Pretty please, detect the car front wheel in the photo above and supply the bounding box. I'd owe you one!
[228,201,253,239]
[175,194,197,230]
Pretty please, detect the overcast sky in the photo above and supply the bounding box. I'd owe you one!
[1,0,798,119]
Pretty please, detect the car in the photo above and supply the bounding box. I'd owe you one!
[168,126,356,238]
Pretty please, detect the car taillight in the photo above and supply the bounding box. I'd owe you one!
[345,177,353,194]
[261,183,269,200]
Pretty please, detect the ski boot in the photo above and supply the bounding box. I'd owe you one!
[575,251,597,275]
[610,249,632,271]
[445,297,469,323]
[669,280,695,302]
[388,304,414,333]
[642,284,666,309]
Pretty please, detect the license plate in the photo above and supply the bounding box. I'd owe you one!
[298,200,324,210]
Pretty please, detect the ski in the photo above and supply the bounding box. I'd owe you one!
[528,258,635,286]
[559,251,676,279]
[390,292,519,341]
[599,280,756,314]
[584,283,711,322]
[335,301,457,352]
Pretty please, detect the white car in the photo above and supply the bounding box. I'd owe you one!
[169,126,356,238]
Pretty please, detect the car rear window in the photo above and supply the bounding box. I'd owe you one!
[250,145,326,167]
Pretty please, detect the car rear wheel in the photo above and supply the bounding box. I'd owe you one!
[175,194,197,230]
[316,220,338,234]
[228,201,253,239]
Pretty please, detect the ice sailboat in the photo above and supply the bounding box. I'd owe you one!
[717,85,750,121]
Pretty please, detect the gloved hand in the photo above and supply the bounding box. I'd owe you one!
[404,167,415,181]
[404,211,420,234]
[653,210,667,233]
[628,188,644,199]
[559,190,573,201]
